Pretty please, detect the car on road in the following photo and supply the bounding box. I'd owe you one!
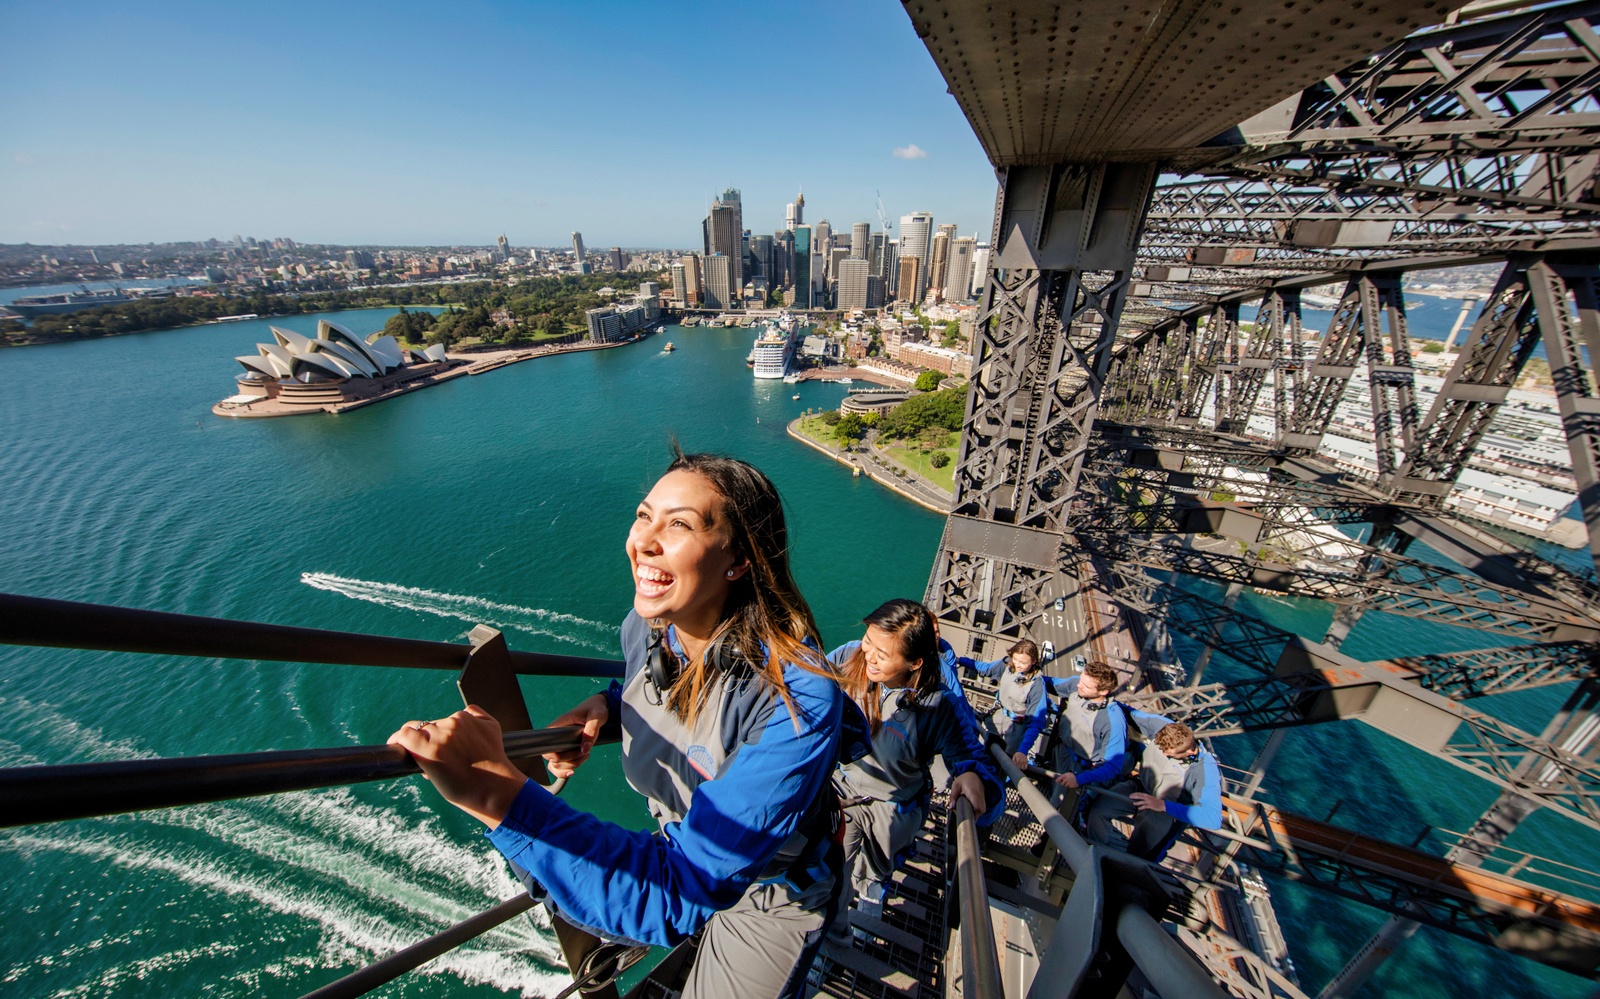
[1041,640,1056,663]
[1073,654,1087,673]
[1053,597,1065,611]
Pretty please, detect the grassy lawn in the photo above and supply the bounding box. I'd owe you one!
[882,446,957,493]
[795,414,854,451]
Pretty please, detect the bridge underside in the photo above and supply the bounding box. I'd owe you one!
[909,0,1600,995]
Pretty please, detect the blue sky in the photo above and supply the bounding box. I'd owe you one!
[0,0,998,248]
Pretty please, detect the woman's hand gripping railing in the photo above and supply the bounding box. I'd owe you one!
[1,727,587,828]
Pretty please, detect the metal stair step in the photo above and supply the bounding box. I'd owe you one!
[819,942,921,997]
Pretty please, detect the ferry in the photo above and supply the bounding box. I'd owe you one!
[663,342,675,352]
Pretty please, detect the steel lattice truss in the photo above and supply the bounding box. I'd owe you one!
[1076,532,1591,641]
[1122,667,1600,832]
[1106,567,1600,697]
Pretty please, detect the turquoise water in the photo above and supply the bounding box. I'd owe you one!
[0,310,1592,997]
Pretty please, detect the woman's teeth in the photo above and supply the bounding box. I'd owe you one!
[636,565,674,596]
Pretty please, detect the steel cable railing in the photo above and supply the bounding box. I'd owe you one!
[0,592,622,996]
[952,794,1004,997]
[1,727,586,828]
[0,591,626,677]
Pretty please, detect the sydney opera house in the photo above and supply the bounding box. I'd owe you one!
[215,319,457,416]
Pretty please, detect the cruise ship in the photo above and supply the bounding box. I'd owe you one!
[750,315,798,379]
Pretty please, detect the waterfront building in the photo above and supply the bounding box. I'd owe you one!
[900,341,972,377]
[792,226,812,309]
[897,256,921,306]
[836,257,871,311]
[899,212,933,301]
[971,242,991,299]
[945,237,976,302]
[571,232,586,270]
[851,222,870,259]
[224,319,451,412]
[786,191,804,230]
[678,254,703,305]
[703,254,735,310]
[586,307,625,343]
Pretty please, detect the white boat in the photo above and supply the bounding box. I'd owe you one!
[782,374,800,384]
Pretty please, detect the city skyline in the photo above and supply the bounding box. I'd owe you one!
[0,0,998,247]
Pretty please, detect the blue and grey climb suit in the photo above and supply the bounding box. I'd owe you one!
[963,651,1050,760]
[825,642,1004,915]
[485,610,862,999]
[1041,674,1127,816]
[1087,708,1223,860]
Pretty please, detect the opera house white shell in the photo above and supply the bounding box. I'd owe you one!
[234,320,447,383]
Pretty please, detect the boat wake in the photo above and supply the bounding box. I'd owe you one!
[299,573,615,652]
[0,697,570,997]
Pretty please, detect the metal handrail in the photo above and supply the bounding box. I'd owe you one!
[300,894,538,999]
[953,795,1003,998]
[989,746,1230,999]
[1,727,585,828]
[0,592,625,677]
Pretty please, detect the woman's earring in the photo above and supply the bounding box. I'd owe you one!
[726,569,737,579]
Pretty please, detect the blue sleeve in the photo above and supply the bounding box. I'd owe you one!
[1017,680,1050,757]
[485,673,842,947]
[940,637,1005,679]
[1164,754,1223,830]
[1128,708,1173,742]
[1075,703,1126,786]
[930,697,1006,825]
[603,680,623,718]
[936,649,1004,826]
[827,642,860,669]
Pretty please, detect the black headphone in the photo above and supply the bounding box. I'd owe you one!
[645,626,753,704]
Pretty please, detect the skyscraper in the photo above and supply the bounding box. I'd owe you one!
[750,234,774,283]
[496,234,510,259]
[721,188,744,293]
[945,237,976,302]
[708,195,743,300]
[851,222,870,260]
[609,247,625,271]
[814,220,832,260]
[828,246,850,305]
[928,231,951,299]
[898,213,933,301]
[971,242,991,299]
[670,262,688,306]
[792,226,812,309]
[786,191,804,230]
[703,255,734,310]
[836,258,871,311]
[897,256,920,306]
[571,232,586,271]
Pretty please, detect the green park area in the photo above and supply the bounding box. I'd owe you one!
[880,445,957,493]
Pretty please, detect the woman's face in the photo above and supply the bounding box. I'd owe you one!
[861,624,918,687]
[627,469,746,632]
[1010,653,1037,675]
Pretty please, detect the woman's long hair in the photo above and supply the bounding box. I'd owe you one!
[659,445,830,726]
[839,599,942,736]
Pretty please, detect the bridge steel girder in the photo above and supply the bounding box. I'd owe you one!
[930,162,1155,648]
[1105,568,1600,699]
[1080,532,1600,642]
[1389,258,1545,505]
[1533,254,1600,578]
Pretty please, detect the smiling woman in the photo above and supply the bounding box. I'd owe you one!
[387,445,869,999]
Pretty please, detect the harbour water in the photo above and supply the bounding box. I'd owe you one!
[0,311,1592,997]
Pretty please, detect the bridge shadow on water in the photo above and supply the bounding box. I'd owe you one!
[1162,575,1595,998]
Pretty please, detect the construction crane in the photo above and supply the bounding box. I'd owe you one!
[876,191,893,236]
